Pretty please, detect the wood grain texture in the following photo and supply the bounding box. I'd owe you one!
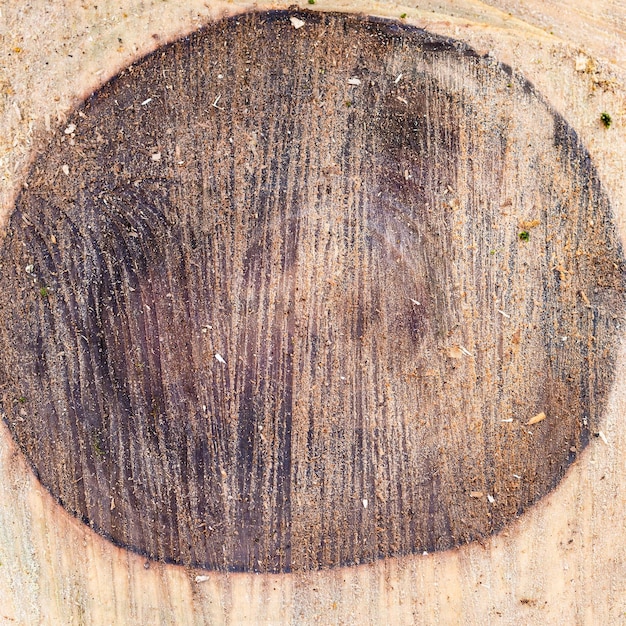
[0,10,623,575]
[1,1,626,624]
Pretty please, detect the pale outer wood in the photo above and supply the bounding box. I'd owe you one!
[0,0,625,624]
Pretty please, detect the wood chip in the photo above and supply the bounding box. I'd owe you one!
[575,54,589,72]
[62,164,70,176]
[579,290,591,307]
[214,353,226,364]
[64,123,76,135]
[470,491,483,498]
[487,495,495,504]
[347,77,362,86]
[290,16,305,29]
[526,411,546,425]
[518,218,540,230]
[598,431,609,445]
[195,575,210,583]
[446,346,463,359]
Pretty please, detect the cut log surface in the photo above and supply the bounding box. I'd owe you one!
[1,10,622,575]
[1,1,626,624]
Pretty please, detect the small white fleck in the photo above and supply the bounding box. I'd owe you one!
[195,575,210,583]
[422,551,428,556]
[459,345,473,357]
[217,74,223,79]
[513,474,521,479]
[25,264,34,274]
[498,309,511,318]
[215,353,226,364]
[396,97,408,105]
[290,16,305,29]
[501,418,513,423]
[394,73,403,84]
[212,94,224,110]
[141,98,153,106]
[151,152,161,161]
[487,494,495,504]
[347,77,362,86]
[64,123,76,135]
[410,298,421,306]
[62,164,70,176]
[598,431,609,445]
[561,336,568,342]
[362,498,368,509]
[575,54,588,72]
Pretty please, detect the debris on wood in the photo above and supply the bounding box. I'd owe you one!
[141,98,153,106]
[347,77,362,86]
[501,418,513,423]
[290,16,305,29]
[410,298,421,306]
[446,346,463,359]
[526,412,546,426]
[497,309,510,318]
[575,53,590,72]
[215,353,226,364]
[62,164,69,176]
[600,112,612,128]
[518,218,540,230]
[195,575,210,583]
[458,345,473,357]
[487,495,495,504]
[598,431,609,445]
[151,152,161,161]
[579,290,591,307]
[394,73,403,84]
[64,123,76,135]
[470,491,483,498]
[362,498,368,509]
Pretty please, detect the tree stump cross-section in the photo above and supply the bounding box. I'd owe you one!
[0,10,623,573]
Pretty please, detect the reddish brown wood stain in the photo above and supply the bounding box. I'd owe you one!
[0,10,623,573]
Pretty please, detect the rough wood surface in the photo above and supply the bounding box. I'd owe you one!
[2,10,623,575]
[0,1,625,624]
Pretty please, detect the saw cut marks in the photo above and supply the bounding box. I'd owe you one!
[0,10,623,573]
